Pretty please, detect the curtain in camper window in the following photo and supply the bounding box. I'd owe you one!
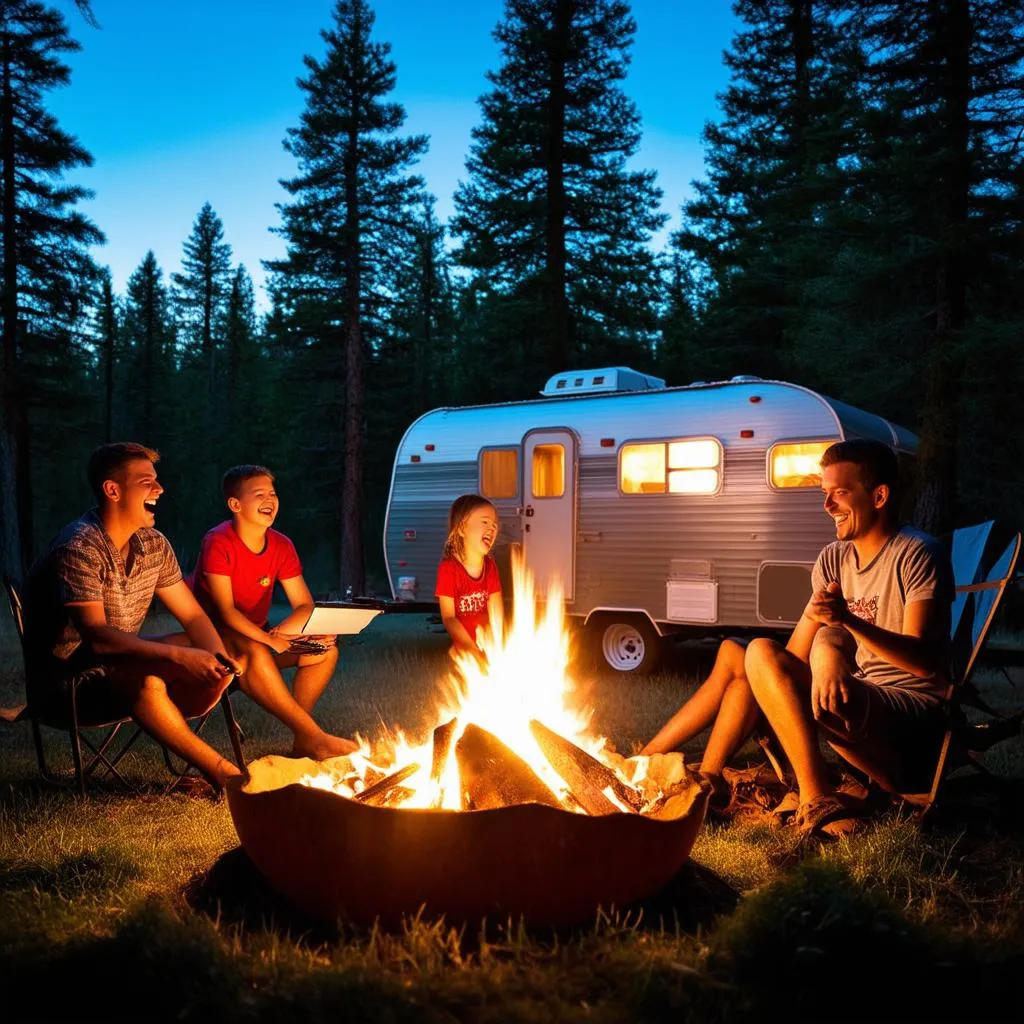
[480,448,519,499]
[532,444,565,498]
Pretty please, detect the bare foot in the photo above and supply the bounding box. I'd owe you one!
[291,732,359,760]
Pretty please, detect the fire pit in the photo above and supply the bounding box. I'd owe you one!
[226,562,710,926]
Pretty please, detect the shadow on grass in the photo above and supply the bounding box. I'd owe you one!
[185,846,339,945]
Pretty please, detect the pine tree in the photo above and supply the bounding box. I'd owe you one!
[172,201,232,370]
[95,266,118,441]
[451,0,666,392]
[0,1,102,574]
[122,251,173,449]
[671,0,866,382]
[267,0,427,594]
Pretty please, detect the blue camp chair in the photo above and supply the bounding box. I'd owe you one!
[896,521,1022,814]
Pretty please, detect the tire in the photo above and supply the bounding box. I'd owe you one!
[590,616,662,675]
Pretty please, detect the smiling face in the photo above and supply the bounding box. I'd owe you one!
[821,461,888,542]
[106,458,164,529]
[228,475,279,529]
[459,505,498,561]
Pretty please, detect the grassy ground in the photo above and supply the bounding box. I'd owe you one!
[1,611,1023,1022]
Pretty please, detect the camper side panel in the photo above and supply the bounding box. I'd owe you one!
[572,445,834,628]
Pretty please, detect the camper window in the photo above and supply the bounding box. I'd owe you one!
[532,444,565,498]
[480,448,519,499]
[769,440,831,489]
[620,438,721,495]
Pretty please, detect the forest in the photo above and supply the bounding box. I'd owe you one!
[1,0,1022,594]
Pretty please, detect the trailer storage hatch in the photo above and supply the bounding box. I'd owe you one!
[666,579,718,624]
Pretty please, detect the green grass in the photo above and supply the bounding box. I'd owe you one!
[1,612,1023,1022]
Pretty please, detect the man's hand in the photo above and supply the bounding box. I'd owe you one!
[806,581,848,628]
[265,627,297,655]
[811,670,850,723]
[173,646,236,685]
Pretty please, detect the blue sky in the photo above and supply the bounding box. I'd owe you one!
[48,1,740,305]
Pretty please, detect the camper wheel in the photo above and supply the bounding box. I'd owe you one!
[590,615,662,675]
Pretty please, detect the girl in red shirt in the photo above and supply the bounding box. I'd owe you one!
[435,494,504,658]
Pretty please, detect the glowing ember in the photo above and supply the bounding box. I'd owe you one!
[299,556,688,814]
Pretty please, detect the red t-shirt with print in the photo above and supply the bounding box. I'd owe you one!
[435,555,502,644]
[190,520,302,626]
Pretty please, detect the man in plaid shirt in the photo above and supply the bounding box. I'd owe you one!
[23,443,244,789]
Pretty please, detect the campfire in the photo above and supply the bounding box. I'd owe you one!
[227,558,709,927]
[297,558,699,818]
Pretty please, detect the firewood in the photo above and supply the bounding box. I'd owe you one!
[431,718,458,785]
[355,762,420,806]
[528,720,620,816]
[455,723,562,811]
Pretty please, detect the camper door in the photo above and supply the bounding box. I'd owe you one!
[521,428,577,601]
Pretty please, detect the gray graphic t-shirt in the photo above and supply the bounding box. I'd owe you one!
[811,526,954,705]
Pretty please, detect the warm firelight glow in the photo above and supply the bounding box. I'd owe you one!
[299,555,671,814]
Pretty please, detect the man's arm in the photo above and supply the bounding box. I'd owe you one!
[69,588,231,684]
[809,585,945,677]
[837,598,945,677]
[784,612,821,663]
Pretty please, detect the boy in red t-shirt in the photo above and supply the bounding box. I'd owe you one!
[191,465,357,759]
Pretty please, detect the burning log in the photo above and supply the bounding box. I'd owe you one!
[355,762,420,806]
[430,717,459,808]
[455,723,562,811]
[527,720,621,816]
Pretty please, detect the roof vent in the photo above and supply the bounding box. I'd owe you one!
[540,367,666,397]
[729,374,763,383]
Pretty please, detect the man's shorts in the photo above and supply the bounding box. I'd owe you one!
[817,679,946,794]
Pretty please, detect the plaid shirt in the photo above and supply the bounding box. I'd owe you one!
[23,509,182,671]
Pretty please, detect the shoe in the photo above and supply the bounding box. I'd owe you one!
[794,792,863,839]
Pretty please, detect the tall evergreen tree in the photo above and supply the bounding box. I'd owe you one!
[452,0,666,392]
[223,263,258,427]
[122,251,173,449]
[267,0,427,594]
[95,265,118,441]
[172,201,232,369]
[671,0,865,381]
[834,0,1024,532]
[0,0,102,575]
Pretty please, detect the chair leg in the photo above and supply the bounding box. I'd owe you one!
[68,687,87,799]
[221,693,245,770]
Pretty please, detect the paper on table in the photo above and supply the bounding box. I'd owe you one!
[300,605,382,635]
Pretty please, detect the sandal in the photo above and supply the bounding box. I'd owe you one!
[771,790,800,826]
[795,793,863,838]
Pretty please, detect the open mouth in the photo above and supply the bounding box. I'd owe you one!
[258,505,276,517]
[143,500,158,515]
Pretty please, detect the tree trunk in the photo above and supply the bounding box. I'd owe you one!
[340,122,365,595]
[914,0,971,534]
[0,31,28,578]
[544,0,573,375]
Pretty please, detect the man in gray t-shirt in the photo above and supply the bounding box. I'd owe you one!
[745,439,954,837]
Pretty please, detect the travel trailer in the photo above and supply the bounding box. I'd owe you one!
[382,368,917,673]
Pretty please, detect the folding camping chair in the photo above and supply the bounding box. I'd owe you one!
[2,574,245,798]
[895,521,1022,815]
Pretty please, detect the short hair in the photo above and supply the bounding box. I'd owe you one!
[820,438,899,493]
[223,464,275,501]
[87,442,160,502]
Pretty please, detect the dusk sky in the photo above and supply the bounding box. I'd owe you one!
[49,1,741,304]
